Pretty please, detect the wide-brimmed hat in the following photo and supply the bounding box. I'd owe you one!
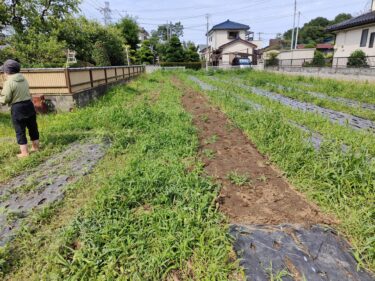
[0,59,21,74]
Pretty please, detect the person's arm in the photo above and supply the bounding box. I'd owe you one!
[0,81,13,105]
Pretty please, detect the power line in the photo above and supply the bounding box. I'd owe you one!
[99,1,112,25]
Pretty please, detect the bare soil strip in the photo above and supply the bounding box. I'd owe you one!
[180,79,329,226]
[0,140,108,246]
[179,78,374,281]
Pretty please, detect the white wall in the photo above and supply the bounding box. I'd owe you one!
[334,24,375,58]
[220,41,254,65]
[277,49,315,60]
[209,30,247,50]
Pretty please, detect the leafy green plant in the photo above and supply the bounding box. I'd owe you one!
[204,134,218,144]
[347,50,369,68]
[227,171,251,186]
[202,149,215,159]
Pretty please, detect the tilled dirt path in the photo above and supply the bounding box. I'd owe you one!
[178,78,374,281]
[0,140,108,246]
[180,80,329,226]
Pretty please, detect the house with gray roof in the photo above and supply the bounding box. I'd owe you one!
[202,20,262,66]
[327,1,375,67]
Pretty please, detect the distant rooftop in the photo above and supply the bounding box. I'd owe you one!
[209,20,249,33]
[327,11,375,32]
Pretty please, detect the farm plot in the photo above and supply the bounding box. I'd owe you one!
[184,71,375,275]
[1,73,238,280]
[0,70,374,280]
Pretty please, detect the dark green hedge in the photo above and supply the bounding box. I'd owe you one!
[160,62,202,70]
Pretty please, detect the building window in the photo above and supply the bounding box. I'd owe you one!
[360,29,369,47]
[369,32,375,48]
[228,31,239,39]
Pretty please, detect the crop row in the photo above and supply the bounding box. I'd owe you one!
[221,71,375,122]
[194,73,375,156]
[2,72,237,280]
[183,72,375,271]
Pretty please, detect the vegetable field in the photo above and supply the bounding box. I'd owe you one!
[0,70,374,280]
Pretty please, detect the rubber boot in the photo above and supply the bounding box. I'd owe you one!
[17,144,29,158]
[31,140,40,152]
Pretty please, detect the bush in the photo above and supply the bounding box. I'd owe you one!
[347,50,369,68]
[311,50,325,67]
[160,61,202,70]
[265,51,279,67]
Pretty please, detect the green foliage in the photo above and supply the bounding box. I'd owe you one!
[347,50,369,68]
[116,17,140,50]
[184,41,200,62]
[92,41,111,66]
[136,40,154,64]
[7,29,66,67]
[164,35,185,62]
[311,50,326,67]
[0,0,80,34]
[266,51,279,66]
[56,17,125,66]
[152,22,184,41]
[160,62,202,70]
[283,13,352,45]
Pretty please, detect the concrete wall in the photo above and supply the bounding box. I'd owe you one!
[334,24,375,58]
[266,65,375,82]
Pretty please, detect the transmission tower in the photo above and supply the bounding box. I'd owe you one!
[99,1,112,26]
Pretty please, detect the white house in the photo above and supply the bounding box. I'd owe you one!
[202,20,260,66]
[327,1,375,67]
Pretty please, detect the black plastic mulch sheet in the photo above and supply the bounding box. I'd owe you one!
[230,224,374,281]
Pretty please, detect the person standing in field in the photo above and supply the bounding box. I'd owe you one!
[0,59,40,158]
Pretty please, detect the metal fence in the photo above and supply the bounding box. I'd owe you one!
[0,65,145,95]
[269,56,375,69]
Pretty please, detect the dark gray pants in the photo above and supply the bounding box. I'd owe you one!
[11,100,39,145]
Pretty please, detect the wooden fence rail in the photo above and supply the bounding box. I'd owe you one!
[0,65,145,112]
[0,65,145,95]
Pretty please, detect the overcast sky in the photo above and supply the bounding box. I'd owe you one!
[80,0,372,46]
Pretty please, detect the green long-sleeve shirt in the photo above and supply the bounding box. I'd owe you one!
[0,74,31,105]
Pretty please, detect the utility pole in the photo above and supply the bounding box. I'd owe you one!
[125,45,130,66]
[206,13,210,71]
[257,32,264,41]
[100,1,112,26]
[294,11,301,50]
[290,0,297,50]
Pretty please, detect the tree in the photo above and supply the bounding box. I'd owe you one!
[183,41,200,62]
[92,41,111,66]
[116,17,140,50]
[0,0,79,34]
[283,13,352,46]
[136,40,154,64]
[6,28,67,67]
[55,17,125,66]
[152,22,184,41]
[347,50,368,68]
[332,13,352,24]
[164,35,184,62]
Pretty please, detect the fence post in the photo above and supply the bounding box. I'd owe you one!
[115,68,117,81]
[64,68,72,94]
[122,67,125,79]
[89,69,94,88]
[104,68,108,84]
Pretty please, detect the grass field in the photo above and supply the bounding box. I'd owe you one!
[0,69,373,279]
